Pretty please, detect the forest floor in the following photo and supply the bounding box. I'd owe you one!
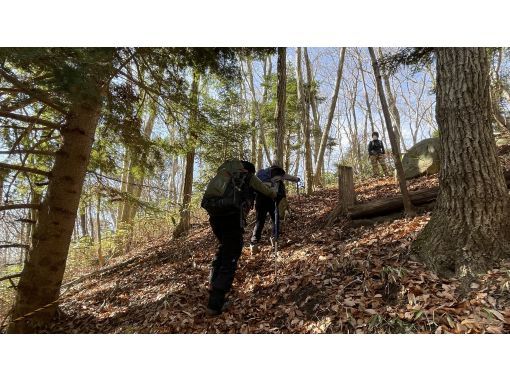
[42,173,510,334]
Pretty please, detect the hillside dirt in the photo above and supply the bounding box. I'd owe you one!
[39,173,510,334]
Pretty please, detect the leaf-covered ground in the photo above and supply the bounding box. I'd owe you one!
[44,175,510,333]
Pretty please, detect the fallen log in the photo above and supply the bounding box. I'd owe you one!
[334,171,510,221]
[348,187,438,219]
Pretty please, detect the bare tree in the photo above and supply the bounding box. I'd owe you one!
[369,47,414,216]
[274,47,287,167]
[296,47,314,195]
[173,71,200,238]
[313,47,346,186]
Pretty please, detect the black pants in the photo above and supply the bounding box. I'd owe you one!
[250,194,278,245]
[209,213,244,293]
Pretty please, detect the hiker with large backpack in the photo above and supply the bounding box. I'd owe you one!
[250,164,300,254]
[201,159,277,315]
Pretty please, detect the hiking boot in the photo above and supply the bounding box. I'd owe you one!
[207,288,226,316]
[206,300,231,316]
[250,243,260,255]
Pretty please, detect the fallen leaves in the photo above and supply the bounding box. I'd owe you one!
[36,176,510,334]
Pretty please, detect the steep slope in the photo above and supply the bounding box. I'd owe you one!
[38,175,510,333]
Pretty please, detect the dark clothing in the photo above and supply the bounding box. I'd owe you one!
[250,166,298,245]
[250,193,278,245]
[368,139,385,156]
[209,213,244,293]
[204,160,278,314]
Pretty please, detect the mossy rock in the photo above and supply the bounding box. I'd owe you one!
[402,138,440,180]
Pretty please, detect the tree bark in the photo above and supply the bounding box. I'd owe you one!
[412,48,510,279]
[274,47,287,167]
[369,47,415,216]
[8,89,104,333]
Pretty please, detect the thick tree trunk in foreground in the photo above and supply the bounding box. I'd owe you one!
[369,47,415,216]
[8,94,103,333]
[274,47,287,167]
[173,72,199,238]
[412,48,510,278]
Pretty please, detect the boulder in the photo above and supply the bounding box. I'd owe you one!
[402,137,440,179]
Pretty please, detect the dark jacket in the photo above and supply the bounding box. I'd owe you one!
[368,139,385,156]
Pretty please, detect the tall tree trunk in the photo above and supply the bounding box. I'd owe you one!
[304,48,322,163]
[369,47,414,216]
[314,47,346,187]
[8,88,104,333]
[296,47,313,195]
[173,71,200,238]
[357,49,376,134]
[0,169,5,202]
[79,203,88,237]
[285,130,291,172]
[168,154,179,205]
[274,47,287,167]
[378,48,405,152]
[95,190,104,266]
[88,200,95,243]
[412,48,510,279]
[246,57,271,167]
[117,149,130,227]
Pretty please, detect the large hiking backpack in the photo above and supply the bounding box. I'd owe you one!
[201,160,254,216]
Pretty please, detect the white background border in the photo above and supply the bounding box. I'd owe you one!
[1,0,509,378]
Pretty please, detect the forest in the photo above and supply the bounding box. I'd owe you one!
[1,47,509,334]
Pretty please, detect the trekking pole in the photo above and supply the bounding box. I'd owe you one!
[272,181,280,282]
[273,198,279,281]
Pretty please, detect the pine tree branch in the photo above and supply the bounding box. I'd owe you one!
[0,162,51,177]
[0,150,56,156]
[0,67,67,114]
[0,110,62,129]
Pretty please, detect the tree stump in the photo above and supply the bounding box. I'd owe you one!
[325,165,356,226]
[338,165,355,213]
